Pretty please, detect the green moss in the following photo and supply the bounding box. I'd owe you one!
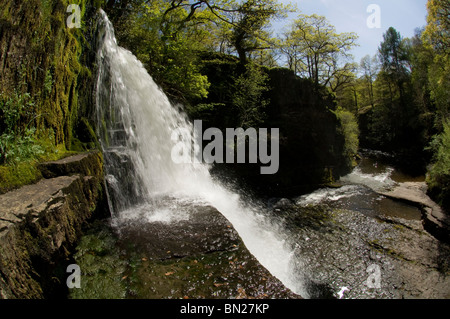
[0,162,42,194]
[0,136,78,194]
[80,117,101,150]
[70,224,127,299]
[1,0,97,151]
[69,137,86,152]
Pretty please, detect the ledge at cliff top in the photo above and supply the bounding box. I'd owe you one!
[379,182,450,243]
[0,151,104,299]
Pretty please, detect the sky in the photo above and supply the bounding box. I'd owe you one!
[273,0,429,64]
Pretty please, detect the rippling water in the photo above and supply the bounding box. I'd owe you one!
[296,153,423,220]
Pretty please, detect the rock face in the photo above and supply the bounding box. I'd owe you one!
[192,57,351,198]
[0,0,99,148]
[264,68,350,195]
[70,202,300,299]
[38,152,104,179]
[0,151,105,299]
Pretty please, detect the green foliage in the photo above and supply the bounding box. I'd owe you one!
[281,14,358,90]
[333,107,359,161]
[427,52,450,126]
[0,92,35,135]
[227,0,287,64]
[109,0,291,101]
[378,27,411,83]
[0,92,71,193]
[232,63,270,127]
[419,1,450,204]
[0,92,42,164]
[356,27,433,173]
[428,121,450,174]
[0,128,45,165]
[115,0,215,100]
[423,0,450,55]
[427,120,450,209]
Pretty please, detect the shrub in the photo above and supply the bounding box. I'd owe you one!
[427,120,450,210]
[334,107,359,163]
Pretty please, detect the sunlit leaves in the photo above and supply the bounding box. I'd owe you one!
[280,14,358,90]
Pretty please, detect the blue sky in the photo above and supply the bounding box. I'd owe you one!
[273,0,429,64]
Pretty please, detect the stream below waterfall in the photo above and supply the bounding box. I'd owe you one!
[276,150,449,299]
[296,150,424,221]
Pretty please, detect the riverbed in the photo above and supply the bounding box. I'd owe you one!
[278,150,449,298]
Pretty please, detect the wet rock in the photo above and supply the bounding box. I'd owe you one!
[38,151,103,179]
[269,198,294,211]
[278,203,450,299]
[115,205,241,259]
[71,203,300,299]
[379,182,450,243]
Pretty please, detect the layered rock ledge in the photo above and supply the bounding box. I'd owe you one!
[379,182,450,243]
[0,151,104,298]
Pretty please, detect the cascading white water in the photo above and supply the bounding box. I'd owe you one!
[340,166,396,192]
[95,11,307,297]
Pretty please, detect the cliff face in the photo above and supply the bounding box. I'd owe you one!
[0,0,101,194]
[0,1,107,298]
[0,0,99,150]
[263,68,350,196]
[192,58,352,197]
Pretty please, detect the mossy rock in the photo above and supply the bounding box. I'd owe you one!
[38,150,103,179]
[0,152,105,298]
[0,163,43,195]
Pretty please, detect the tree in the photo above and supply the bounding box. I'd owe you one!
[378,27,411,101]
[326,60,358,93]
[282,14,358,91]
[360,55,379,108]
[110,0,227,100]
[232,63,269,128]
[422,0,450,126]
[225,0,289,64]
[107,0,289,100]
[423,0,450,55]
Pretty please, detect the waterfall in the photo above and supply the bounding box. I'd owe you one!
[95,11,307,297]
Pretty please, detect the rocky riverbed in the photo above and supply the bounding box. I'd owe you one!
[70,188,450,299]
[2,151,448,299]
[271,198,450,299]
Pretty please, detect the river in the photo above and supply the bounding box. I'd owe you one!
[279,150,449,298]
[296,149,424,221]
